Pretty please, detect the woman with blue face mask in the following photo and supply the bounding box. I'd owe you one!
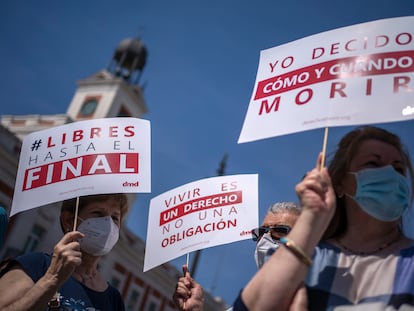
[235,126,414,311]
[0,194,128,311]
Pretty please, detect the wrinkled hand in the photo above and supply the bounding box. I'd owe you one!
[45,231,84,287]
[295,153,336,218]
[173,265,204,311]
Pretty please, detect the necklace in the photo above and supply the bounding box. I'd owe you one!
[336,228,401,256]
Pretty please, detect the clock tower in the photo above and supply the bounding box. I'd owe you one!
[66,37,148,121]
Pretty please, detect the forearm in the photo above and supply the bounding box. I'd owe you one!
[1,275,59,311]
[241,209,329,311]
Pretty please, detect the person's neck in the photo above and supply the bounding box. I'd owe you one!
[72,253,108,291]
[74,253,99,277]
[336,214,402,255]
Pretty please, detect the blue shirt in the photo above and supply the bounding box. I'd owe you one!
[233,239,414,310]
[14,252,125,311]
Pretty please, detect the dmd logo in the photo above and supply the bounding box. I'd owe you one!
[123,181,139,187]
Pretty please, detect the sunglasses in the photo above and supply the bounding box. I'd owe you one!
[251,225,292,242]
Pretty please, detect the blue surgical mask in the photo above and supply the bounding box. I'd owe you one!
[346,165,410,221]
[254,233,280,268]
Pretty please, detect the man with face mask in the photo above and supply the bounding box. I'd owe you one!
[0,194,128,311]
[253,202,301,269]
[172,201,301,311]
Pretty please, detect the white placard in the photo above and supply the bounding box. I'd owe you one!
[143,174,259,272]
[239,16,414,143]
[11,117,151,216]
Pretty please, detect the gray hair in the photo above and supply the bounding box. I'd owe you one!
[267,202,301,215]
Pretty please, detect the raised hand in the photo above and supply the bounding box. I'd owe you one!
[295,153,336,218]
[173,265,204,311]
[44,231,84,287]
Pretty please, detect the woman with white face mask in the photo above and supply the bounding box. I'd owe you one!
[0,194,128,311]
[236,126,414,311]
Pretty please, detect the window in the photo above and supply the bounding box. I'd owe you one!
[23,224,46,253]
[109,263,127,292]
[126,289,141,311]
[147,302,157,311]
[145,296,159,311]
[109,276,121,290]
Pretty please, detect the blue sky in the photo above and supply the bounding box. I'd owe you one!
[2,0,414,306]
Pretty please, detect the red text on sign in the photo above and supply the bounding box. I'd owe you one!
[255,50,414,100]
[47,125,136,148]
[23,153,139,190]
[159,190,243,225]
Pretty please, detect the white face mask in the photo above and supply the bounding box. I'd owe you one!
[77,216,119,256]
[254,233,280,269]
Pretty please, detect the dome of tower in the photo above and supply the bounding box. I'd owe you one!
[113,37,147,72]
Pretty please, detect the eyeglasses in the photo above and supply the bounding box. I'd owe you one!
[251,225,292,242]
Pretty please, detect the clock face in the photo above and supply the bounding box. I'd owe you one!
[80,98,98,116]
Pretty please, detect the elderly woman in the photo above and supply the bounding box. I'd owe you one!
[0,193,128,311]
[235,126,414,311]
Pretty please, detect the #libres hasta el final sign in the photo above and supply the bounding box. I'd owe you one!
[11,117,151,216]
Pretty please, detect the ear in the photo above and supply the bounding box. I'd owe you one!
[60,211,75,232]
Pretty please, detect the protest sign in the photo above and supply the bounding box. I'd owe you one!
[11,117,151,216]
[239,16,414,143]
[143,174,258,272]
